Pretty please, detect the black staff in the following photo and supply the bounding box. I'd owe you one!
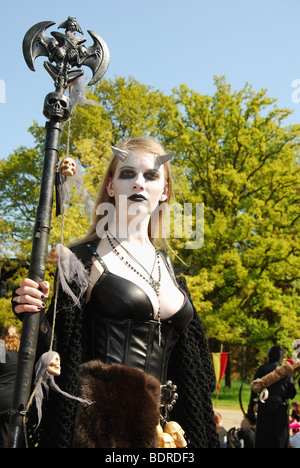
[7,17,109,448]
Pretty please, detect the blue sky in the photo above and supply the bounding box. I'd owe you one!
[1,0,300,158]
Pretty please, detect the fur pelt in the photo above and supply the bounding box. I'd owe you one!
[72,360,161,448]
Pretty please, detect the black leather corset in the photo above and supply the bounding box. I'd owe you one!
[86,315,180,383]
[84,243,193,383]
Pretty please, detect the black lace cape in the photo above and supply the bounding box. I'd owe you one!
[29,240,219,448]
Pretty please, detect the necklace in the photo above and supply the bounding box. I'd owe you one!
[107,231,162,345]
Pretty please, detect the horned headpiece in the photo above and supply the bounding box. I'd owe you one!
[111,146,175,170]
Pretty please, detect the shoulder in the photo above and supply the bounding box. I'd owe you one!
[69,238,99,266]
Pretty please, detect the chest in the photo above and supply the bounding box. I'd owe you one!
[88,250,184,319]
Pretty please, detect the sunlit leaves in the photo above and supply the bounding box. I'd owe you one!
[1,75,300,364]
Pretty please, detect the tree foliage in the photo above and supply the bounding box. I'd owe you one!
[169,78,300,359]
[1,75,300,372]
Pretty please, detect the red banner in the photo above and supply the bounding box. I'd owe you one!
[212,352,228,390]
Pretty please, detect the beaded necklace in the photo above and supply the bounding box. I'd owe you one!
[107,231,162,345]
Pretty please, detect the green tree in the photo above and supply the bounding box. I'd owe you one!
[0,146,43,258]
[1,76,300,374]
[170,77,300,367]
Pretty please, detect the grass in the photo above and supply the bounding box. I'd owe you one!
[212,380,251,410]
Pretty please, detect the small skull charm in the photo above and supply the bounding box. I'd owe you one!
[46,352,61,377]
[44,91,71,121]
[60,157,76,177]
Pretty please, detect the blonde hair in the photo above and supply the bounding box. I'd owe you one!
[1,325,20,352]
[77,136,173,244]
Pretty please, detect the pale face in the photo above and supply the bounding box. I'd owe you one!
[107,151,168,216]
[46,352,61,377]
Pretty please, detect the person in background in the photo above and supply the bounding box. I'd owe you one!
[247,344,296,448]
[290,430,300,448]
[0,325,20,448]
[290,401,300,435]
[236,417,256,448]
[214,412,228,448]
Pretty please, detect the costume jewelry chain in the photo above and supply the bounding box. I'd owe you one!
[107,231,162,345]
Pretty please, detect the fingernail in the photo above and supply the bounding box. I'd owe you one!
[42,302,46,308]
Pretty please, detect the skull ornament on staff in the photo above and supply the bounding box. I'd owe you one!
[44,93,71,121]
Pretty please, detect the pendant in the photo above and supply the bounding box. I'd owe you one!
[151,279,160,294]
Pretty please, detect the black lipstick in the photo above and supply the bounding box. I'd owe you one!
[128,194,147,202]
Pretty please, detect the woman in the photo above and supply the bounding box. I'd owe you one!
[0,325,20,448]
[12,136,218,448]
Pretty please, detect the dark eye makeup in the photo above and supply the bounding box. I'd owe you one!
[118,168,160,180]
[118,169,135,179]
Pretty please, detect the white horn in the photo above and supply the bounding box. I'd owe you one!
[111,146,131,162]
[154,152,175,170]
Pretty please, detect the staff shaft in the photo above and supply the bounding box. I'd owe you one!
[7,121,62,448]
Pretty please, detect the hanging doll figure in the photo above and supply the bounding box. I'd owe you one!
[33,351,92,428]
